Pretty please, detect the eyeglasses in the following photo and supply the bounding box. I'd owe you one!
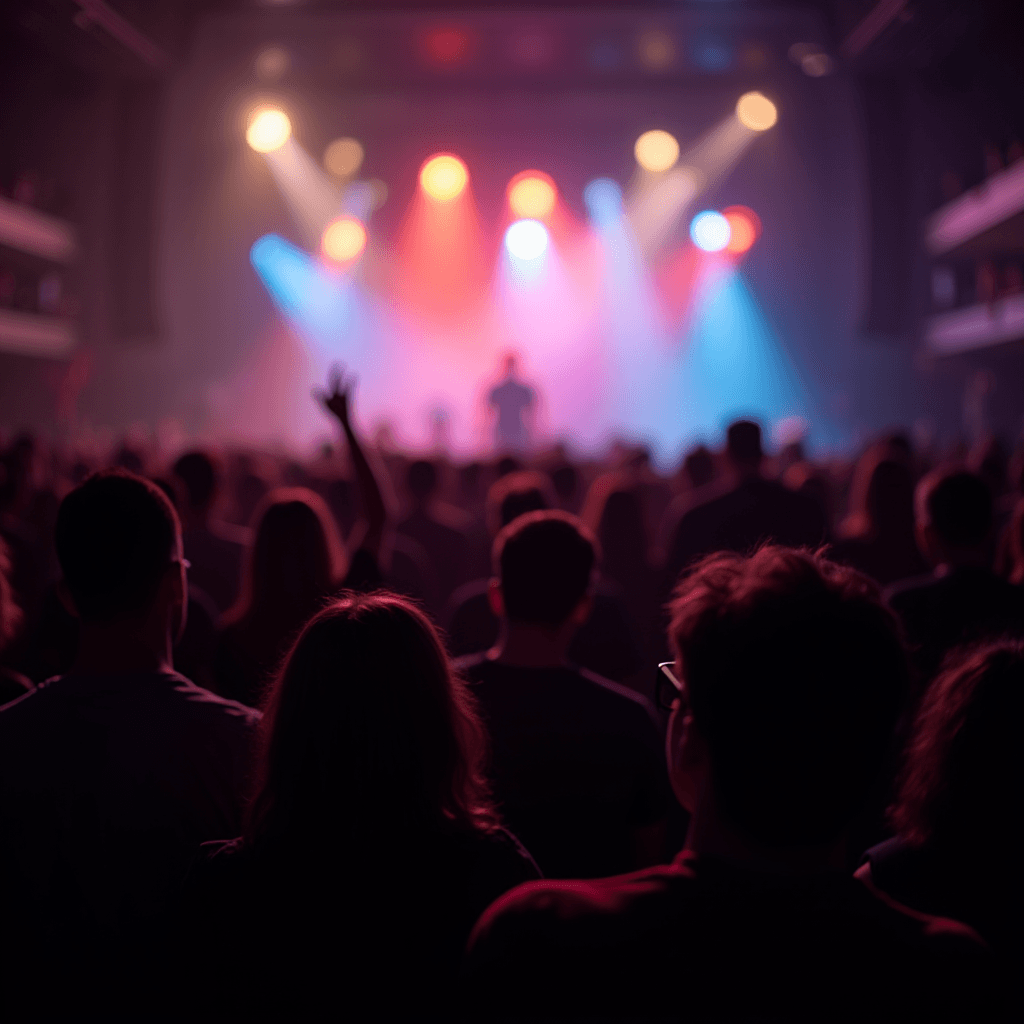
[655,661,684,711]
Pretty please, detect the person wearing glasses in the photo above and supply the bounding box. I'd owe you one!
[464,546,995,1022]
[457,509,670,880]
[0,470,259,1019]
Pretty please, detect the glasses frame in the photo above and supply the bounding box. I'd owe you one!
[656,661,684,711]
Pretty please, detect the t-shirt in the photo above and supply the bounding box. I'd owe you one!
[488,377,535,450]
[464,851,999,1023]
[458,655,671,878]
[0,670,258,1017]
[176,826,540,1021]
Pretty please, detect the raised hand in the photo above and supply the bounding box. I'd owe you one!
[316,365,354,426]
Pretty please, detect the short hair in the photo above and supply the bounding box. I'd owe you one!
[917,468,993,549]
[173,450,218,510]
[55,470,180,622]
[407,460,438,502]
[494,511,597,627]
[891,640,1023,847]
[726,420,762,466]
[668,546,907,847]
[485,470,554,537]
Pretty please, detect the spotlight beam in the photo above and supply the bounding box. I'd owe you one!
[263,138,345,249]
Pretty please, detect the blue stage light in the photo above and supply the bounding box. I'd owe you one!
[690,210,731,252]
[583,178,623,225]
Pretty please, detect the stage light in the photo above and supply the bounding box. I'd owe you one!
[723,206,761,255]
[254,46,290,82]
[690,210,731,252]
[504,219,549,261]
[321,217,366,262]
[324,138,364,178]
[635,130,679,173]
[638,30,675,71]
[246,107,291,153]
[508,172,557,219]
[736,92,777,132]
[420,154,469,202]
[584,178,623,224]
[422,25,474,66]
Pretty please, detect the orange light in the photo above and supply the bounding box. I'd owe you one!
[723,206,761,255]
[321,217,367,262]
[507,171,557,219]
[419,154,469,202]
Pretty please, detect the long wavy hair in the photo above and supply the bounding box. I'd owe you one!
[245,592,499,851]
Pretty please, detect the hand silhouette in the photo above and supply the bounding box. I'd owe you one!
[316,365,354,427]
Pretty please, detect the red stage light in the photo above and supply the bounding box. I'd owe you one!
[723,206,761,255]
[422,25,474,66]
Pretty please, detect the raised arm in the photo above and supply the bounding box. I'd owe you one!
[316,367,386,559]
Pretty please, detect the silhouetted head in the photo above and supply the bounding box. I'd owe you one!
[683,445,714,490]
[892,640,1023,852]
[493,510,598,628]
[915,468,993,563]
[407,460,438,505]
[485,469,554,537]
[247,592,497,847]
[173,451,219,513]
[236,487,346,625]
[55,470,183,624]
[550,464,579,507]
[726,420,762,474]
[668,546,907,848]
[502,351,518,377]
[582,475,647,578]
[495,455,523,479]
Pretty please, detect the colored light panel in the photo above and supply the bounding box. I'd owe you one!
[246,107,292,153]
[634,130,680,173]
[505,219,549,261]
[321,217,367,262]
[508,172,557,220]
[690,211,731,252]
[723,206,761,255]
[419,154,469,202]
[736,92,778,131]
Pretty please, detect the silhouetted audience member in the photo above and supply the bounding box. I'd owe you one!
[859,640,1023,962]
[0,471,258,1018]
[396,459,469,616]
[447,473,641,682]
[466,547,993,1022]
[831,449,929,586]
[173,450,249,613]
[887,468,1024,690]
[458,511,670,878]
[0,537,32,705]
[214,371,385,707]
[664,420,826,582]
[180,594,538,1020]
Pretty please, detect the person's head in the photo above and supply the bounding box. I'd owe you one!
[667,546,907,849]
[683,445,714,490]
[550,464,579,509]
[915,467,993,568]
[581,475,646,574]
[485,469,554,538]
[490,510,598,632]
[844,443,916,540]
[406,460,438,507]
[172,450,219,515]
[247,592,498,847]
[501,351,518,377]
[1004,499,1024,586]
[891,640,1023,854]
[236,487,346,626]
[54,470,186,638]
[725,420,762,475]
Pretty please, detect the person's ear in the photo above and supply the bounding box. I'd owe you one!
[666,692,708,815]
[487,578,505,618]
[56,579,79,619]
[569,593,593,627]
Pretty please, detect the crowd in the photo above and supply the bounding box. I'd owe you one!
[0,375,1021,1020]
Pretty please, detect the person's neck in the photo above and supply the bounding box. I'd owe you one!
[72,619,174,676]
[683,782,846,876]
[490,621,573,669]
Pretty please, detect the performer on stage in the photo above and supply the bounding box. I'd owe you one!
[487,352,536,454]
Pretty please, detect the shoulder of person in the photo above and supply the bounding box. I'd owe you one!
[575,666,660,722]
[884,572,940,607]
[169,672,261,725]
[453,651,491,678]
